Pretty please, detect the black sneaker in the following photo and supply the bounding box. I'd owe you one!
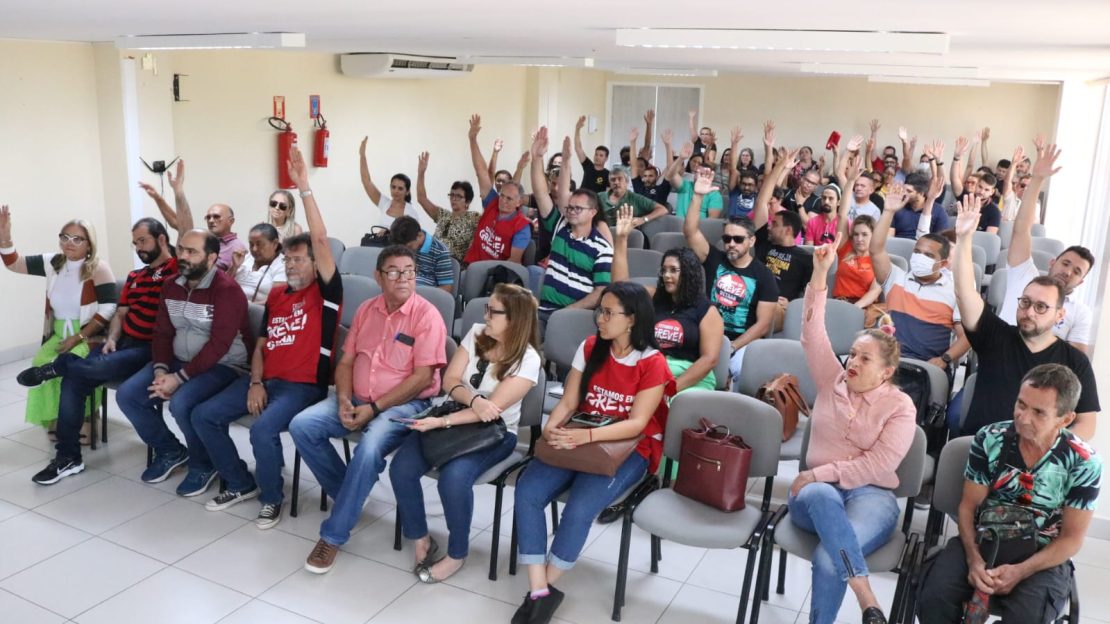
[597,503,624,524]
[862,606,887,624]
[256,502,282,529]
[17,363,60,387]
[511,594,534,624]
[31,457,84,485]
[528,585,565,624]
[205,485,259,511]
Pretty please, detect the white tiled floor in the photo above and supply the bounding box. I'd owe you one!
[0,360,1107,624]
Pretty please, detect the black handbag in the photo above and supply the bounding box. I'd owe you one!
[419,359,507,469]
[360,226,391,247]
[975,429,1039,566]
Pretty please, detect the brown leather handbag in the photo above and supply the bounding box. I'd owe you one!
[756,373,811,441]
[673,418,752,511]
[534,422,643,477]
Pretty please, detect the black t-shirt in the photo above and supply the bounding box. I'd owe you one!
[632,177,673,208]
[693,138,716,157]
[580,157,610,193]
[962,309,1101,436]
[977,201,1002,231]
[754,226,813,300]
[653,297,712,362]
[702,246,779,339]
[782,189,819,215]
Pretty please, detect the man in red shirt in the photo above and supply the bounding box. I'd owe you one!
[290,244,447,574]
[463,114,531,265]
[188,147,343,530]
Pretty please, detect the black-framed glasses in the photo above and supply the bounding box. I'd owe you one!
[594,307,629,323]
[269,200,289,211]
[565,204,591,213]
[1017,296,1055,314]
[721,234,748,245]
[484,304,508,317]
[58,233,87,245]
[382,269,416,281]
[448,192,466,200]
[470,357,490,389]
[658,267,680,277]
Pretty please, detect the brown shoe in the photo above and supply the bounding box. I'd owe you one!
[305,538,338,574]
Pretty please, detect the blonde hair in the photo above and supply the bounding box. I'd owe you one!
[474,283,541,381]
[856,328,901,369]
[266,190,298,240]
[52,219,99,281]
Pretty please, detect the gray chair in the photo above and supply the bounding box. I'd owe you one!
[1031,236,1065,258]
[697,218,726,247]
[93,277,131,448]
[520,240,536,266]
[957,373,977,431]
[1032,249,1054,272]
[973,262,984,293]
[998,221,1014,250]
[759,426,927,624]
[542,308,597,414]
[459,260,531,304]
[714,337,731,391]
[1031,222,1047,238]
[626,228,645,250]
[416,285,457,333]
[889,254,908,273]
[639,215,683,243]
[327,236,346,266]
[625,248,664,279]
[337,246,381,278]
[340,275,382,327]
[986,267,1008,312]
[885,237,916,264]
[971,245,987,273]
[629,276,658,289]
[737,339,816,460]
[615,391,783,623]
[897,357,950,533]
[972,231,1001,270]
[778,297,864,357]
[457,296,490,341]
[649,231,686,254]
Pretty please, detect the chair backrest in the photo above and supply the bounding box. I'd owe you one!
[899,357,950,409]
[885,237,916,263]
[971,245,986,272]
[1030,236,1064,258]
[248,303,267,338]
[649,231,686,254]
[665,391,783,479]
[958,373,977,429]
[640,215,683,242]
[460,260,531,303]
[973,262,984,292]
[1030,222,1046,238]
[1031,249,1054,272]
[931,436,974,516]
[445,336,457,366]
[626,228,645,249]
[521,240,537,266]
[338,246,381,278]
[416,285,457,334]
[972,231,1001,268]
[630,276,658,288]
[890,254,908,273]
[327,236,346,266]
[697,218,726,246]
[458,296,490,340]
[335,324,350,361]
[340,275,382,327]
[998,221,1014,250]
[986,267,1008,311]
[518,368,547,428]
[799,423,927,499]
[737,338,817,406]
[626,248,664,279]
[543,308,596,370]
[714,337,731,391]
[779,297,863,356]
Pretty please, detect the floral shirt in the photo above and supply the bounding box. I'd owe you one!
[433,210,481,262]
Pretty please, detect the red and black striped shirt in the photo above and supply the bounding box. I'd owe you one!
[120,257,179,341]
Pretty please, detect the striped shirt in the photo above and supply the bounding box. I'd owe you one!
[539,211,612,314]
[120,257,179,341]
[415,232,454,288]
[881,264,960,361]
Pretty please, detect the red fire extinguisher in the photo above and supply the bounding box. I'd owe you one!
[269,117,297,189]
[313,114,330,168]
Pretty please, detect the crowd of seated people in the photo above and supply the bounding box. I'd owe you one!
[3,110,1102,624]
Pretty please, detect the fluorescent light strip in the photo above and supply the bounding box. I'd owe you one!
[616,29,948,55]
[799,62,979,79]
[114,32,305,50]
[460,56,594,68]
[869,76,991,87]
[612,68,718,77]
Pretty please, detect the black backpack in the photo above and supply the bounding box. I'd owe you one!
[479,264,524,297]
[892,361,945,430]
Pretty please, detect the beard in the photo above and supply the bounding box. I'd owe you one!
[726,248,746,262]
[178,259,210,280]
[286,274,309,291]
[1017,318,1050,339]
[135,248,159,265]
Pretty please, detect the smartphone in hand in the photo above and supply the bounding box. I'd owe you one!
[826,131,841,151]
[570,413,614,428]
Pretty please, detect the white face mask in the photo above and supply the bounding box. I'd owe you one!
[916,162,932,174]
[909,252,938,277]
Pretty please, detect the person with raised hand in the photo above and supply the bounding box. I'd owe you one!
[630,124,672,208]
[595,130,668,229]
[464,114,532,265]
[829,153,883,324]
[575,114,611,193]
[750,147,813,303]
[358,136,422,230]
[415,150,481,263]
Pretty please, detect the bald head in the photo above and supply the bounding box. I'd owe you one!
[205,203,235,236]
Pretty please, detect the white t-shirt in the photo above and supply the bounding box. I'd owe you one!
[377,197,431,232]
[848,197,881,222]
[48,258,85,320]
[457,324,542,434]
[572,342,660,371]
[997,257,1092,347]
[236,253,287,304]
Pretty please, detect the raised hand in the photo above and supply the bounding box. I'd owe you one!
[869,118,881,135]
[844,153,864,183]
[530,126,549,158]
[167,159,186,194]
[417,151,429,174]
[679,142,694,160]
[730,126,743,146]
[972,128,984,145]
[923,142,935,160]
[1031,144,1062,179]
[493,138,504,153]
[287,144,310,190]
[688,109,697,121]
[846,134,864,152]
[629,126,639,144]
[1033,133,1047,157]
[615,205,635,239]
[884,183,909,212]
[661,128,673,145]
[0,205,11,242]
[954,195,981,238]
[778,147,801,171]
[138,182,162,202]
[927,171,946,199]
[693,166,718,195]
[644,109,655,124]
[763,120,776,147]
[954,136,970,157]
[468,114,481,140]
[932,139,946,161]
[575,115,586,131]
[813,231,842,273]
[817,154,827,171]
[981,126,991,141]
[517,151,530,169]
[898,126,909,142]
[1011,145,1026,169]
[561,135,571,159]
[359,136,368,157]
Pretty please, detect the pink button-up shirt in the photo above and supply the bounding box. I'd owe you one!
[344,293,447,403]
[801,284,916,490]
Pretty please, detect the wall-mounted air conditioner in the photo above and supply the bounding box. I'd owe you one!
[339,54,474,79]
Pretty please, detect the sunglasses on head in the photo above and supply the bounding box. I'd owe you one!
[721,234,748,245]
[269,200,288,211]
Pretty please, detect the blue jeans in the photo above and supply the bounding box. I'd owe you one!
[192,376,324,501]
[288,392,429,546]
[788,483,900,624]
[116,361,242,469]
[54,338,152,461]
[390,430,517,559]
[514,452,648,570]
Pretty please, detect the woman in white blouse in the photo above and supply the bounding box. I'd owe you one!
[232,223,286,303]
[359,136,424,229]
[389,283,541,584]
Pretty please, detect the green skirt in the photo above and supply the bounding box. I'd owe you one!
[658,357,717,480]
[25,319,100,427]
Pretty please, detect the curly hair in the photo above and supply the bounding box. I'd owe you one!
[653,247,705,310]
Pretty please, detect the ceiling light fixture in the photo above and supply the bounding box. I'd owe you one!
[868,76,991,87]
[459,56,594,68]
[114,32,306,50]
[611,68,719,77]
[616,29,949,55]
[799,63,979,79]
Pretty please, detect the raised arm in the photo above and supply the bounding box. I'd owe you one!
[870,183,909,285]
[139,182,178,230]
[415,151,443,221]
[487,138,503,182]
[837,152,863,243]
[529,127,553,220]
[358,137,382,205]
[866,119,880,168]
[802,233,846,386]
[727,127,742,191]
[979,126,991,167]
[287,145,335,280]
[1007,144,1061,268]
[669,142,692,188]
[898,126,915,174]
[951,136,970,197]
[469,114,493,200]
[512,151,529,184]
[687,109,699,144]
[164,159,193,235]
[0,205,32,274]
[629,127,641,179]
[556,136,572,210]
[953,196,986,332]
[754,147,797,230]
[573,115,588,164]
[639,109,655,160]
[762,120,776,171]
[916,170,947,240]
[681,167,717,262]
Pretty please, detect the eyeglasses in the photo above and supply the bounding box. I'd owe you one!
[381,269,417,281]
[484,304,508,317]
[501,194,521,202]
[269,200,289,211]
[1017,297,1055,314]
[594,307,629,323]
[658,267,681,277]
[283,256,312,266]
[58,233,87,245]
[469,357,490,389]
[565,204,591,213]
[721,234,748,245]
[448,193,466,200]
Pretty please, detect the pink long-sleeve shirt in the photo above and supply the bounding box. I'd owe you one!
[800,284,916,490]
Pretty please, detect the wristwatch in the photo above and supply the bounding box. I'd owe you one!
[941,353,953,366]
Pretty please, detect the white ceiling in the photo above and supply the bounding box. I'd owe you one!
[5,0,1110,82]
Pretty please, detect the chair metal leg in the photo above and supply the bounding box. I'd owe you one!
[101,389,108,443]
[86,395,98,451]
[509,511,519,576]
[775,547,787,595]
[611,512,634,621]
[739,543,762,624]
[290,450,301,518]
[489,481,505,581]
[393,508,403,551]
[902,499,915,535]
[343,437,351,463]
[650,535,661,574]
[550,500,559,531]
